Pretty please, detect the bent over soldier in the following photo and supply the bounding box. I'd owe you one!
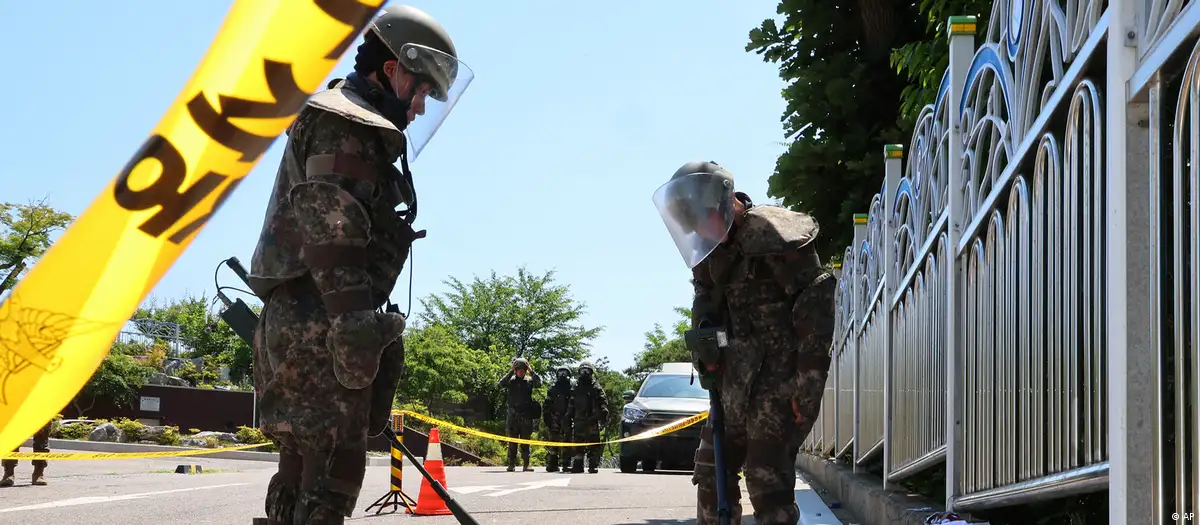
[500,357,542,472]
[245,6,474,524]
[652,161,837,525]
[570,361,608,474]
[542,365,574,472]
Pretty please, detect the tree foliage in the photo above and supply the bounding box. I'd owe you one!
[746,0,986,259]
[417,267,602,368]
[624,307,692,381]
[133,295,255,383]
[0,198,74,293]
[398,324,493,407]
[74,353,153,415]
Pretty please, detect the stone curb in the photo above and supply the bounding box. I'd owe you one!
[796,453,943,525]
[21,438,396,466]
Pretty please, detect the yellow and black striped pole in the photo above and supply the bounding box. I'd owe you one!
[364,412,417,515]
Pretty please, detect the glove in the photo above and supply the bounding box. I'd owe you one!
[327,310,406,389]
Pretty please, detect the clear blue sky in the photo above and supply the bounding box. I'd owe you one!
[0,1,788,370]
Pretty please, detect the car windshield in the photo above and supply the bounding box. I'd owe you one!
[638,374,708,399]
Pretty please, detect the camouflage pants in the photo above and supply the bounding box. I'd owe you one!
[692,381,823,525]
[571,422,602,468]
[3,421,51,470]
[543,418,571,468]
[505,410,534,462]
[253,276,403,524]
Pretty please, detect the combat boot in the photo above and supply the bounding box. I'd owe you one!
[31,465,46,486]
[570,457,584,474]
[522,457,532,472]
[506,457,516,472]
[0,466,13,488]
[546,455,559,473]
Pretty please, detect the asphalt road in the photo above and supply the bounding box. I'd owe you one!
[0,455,847,525]
[0,456,731,525]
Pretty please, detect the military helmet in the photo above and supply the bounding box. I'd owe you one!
[513,357,529,369]
[368,5,459,102]
[577,361,595,373]
[662,161,734,223]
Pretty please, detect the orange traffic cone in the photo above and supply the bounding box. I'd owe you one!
[408,427,453,516]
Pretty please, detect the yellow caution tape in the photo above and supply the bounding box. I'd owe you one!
[396,410,709,447]
[0,0,384,453]
[0,442,270,461]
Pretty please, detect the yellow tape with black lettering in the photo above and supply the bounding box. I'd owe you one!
[0,0,384,453]
[0,442,270,461]
[396,410,709,447]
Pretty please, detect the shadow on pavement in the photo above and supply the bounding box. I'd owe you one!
[612,519,757,525]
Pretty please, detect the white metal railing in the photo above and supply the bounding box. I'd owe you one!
[798,0,1200,521]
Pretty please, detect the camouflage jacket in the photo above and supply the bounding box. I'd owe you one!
[543,378,574,425]
[690,204,837,400]
[500,369,543,413]
[247,79,421,313]
[571,377,608,426]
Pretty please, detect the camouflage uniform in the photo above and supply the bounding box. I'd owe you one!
[246,77,418,523]
[570,362,609,473]
[690,203,837,525]
[500,358,542,471]
[1,420,51,487]
[542,366,574,472]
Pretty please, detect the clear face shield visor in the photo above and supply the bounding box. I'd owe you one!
[381,40,475,160]
[651,173,736,269]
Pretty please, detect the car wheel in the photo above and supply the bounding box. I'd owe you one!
[641,459,657,473]
[619,456,639,473]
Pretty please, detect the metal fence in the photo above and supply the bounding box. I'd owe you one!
[798,0,1199,521]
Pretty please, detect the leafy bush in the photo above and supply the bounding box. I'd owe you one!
[112,417,145,441]
[53,421,96,440]
[156,426,182,446]
[235,425,277,452]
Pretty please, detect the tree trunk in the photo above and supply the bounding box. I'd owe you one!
[0,258,27,295]
[855,0,904,58]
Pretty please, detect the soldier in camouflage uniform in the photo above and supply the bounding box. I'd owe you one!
[652,161,837,525]
[542,365,574,472]
[245,6,474,524]
[500,357,542,472]
[569,361,609,474]
[1,421,51,487]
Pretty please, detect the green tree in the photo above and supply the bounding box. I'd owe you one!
[417,267,602,368]
[398,324,493,408]
[133,295,255,383]
[745,0,929,259]
[624,307,692,381]
[0,198,75,294]
[73,353,154,416]
[890,0,992,122]
[591,357,639,438]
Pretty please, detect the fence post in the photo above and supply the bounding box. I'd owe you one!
[851,213,868,472]
[832,261,843,458]
[881,144,903,489]
[944,15,976,511]
[1106,0,1157,521]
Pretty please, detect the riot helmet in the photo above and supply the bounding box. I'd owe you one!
[577,361,595,378]
[652,161,737,268]
[359,5,475,160]
[555,366,571,381]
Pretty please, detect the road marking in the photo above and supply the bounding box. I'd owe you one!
[447,485,507,495]
[483,477,571,497]
[0,483,250,513]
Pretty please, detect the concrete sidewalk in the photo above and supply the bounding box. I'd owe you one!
[19,437,394,466]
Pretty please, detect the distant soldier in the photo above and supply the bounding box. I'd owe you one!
[542,366,574,472]
[569,361,609,473]
[1,420,51,487]
[500,357,542,471]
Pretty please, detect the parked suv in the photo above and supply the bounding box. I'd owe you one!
[618,362,708,473]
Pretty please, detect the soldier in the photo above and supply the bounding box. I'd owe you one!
[500,357,542,472]
[542,365,574,472]
[569,361,608,474]
[1,420,51,487]
[244,5,474,524]
[651,161,837,525]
